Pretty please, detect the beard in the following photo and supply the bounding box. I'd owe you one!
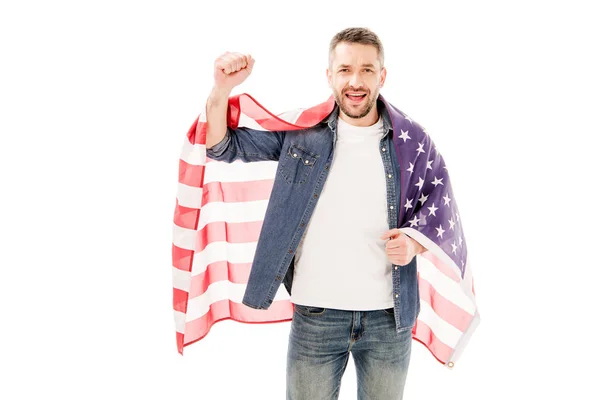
[333,87,379,119]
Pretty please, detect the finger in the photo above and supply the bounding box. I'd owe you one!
[380,229,400,240]
[232,52,248,69]
[246,54,255,73]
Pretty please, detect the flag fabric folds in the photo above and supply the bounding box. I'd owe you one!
[172,93,479,368]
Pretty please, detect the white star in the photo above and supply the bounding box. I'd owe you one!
[404,198,413,210]
[431,176,444,186]
[415,177,424,190]
[398,129,411,142]
[456,212,460,222]
[426,160,433,170]
[451,242,457,254]
[407,162,414,173]
[443,165,448,171]
[443,194,451,206]
[409,215,420,227]
[459,237,463,247]
[416,142,425,156]
[448,218,456,230]
[418,193,429,205]
[427,202,438,216]
[436,224,445,238]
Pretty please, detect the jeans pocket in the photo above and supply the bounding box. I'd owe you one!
[294,304,326,316]
[382,307,395,315]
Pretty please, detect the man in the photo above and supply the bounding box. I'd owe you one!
[204,27,424,399]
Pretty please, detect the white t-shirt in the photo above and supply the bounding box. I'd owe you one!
[290,116,394,310]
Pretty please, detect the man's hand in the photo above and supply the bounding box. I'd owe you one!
[213,52,255,92]
[380,229,426,266]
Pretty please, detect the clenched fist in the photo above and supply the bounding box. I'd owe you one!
[380,229,426,266]
[213,52,255,92]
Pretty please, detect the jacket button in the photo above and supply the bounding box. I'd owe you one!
[325,165,329,170]
[394,266,398,270]
[313,194,318,198]
[395,294,399,298]
[382,147,386,152]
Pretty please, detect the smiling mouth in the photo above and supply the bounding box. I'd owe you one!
[345,93,367,102]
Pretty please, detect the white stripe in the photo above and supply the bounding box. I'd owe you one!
[172,267,192,292]
[417,256,476,315]
[180,140,207,166]
[191,241,259,276]
[174,311,186,333]
[417,300,462,349]
[185,280,291,321]
[196,199,269,231]
[277,109,305,125]
[448,310,480,364]
[204,160,277,184]
[173,224,197,251]
[238,112,268,130]
[176,183,203,209]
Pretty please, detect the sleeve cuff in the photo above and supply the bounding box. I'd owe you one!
[205,128,231,158]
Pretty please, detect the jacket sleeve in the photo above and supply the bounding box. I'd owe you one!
[205,126,285,163]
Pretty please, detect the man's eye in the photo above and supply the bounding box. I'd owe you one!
[364,69,373,73]
[339,69,349,72]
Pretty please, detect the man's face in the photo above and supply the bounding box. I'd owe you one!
[327,42,387,124]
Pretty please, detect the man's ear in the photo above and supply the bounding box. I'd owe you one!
[379,66,387,88]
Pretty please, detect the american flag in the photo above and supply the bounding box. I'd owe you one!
[172,93,480,368]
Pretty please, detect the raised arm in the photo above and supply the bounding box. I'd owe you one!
[205,52,284,163]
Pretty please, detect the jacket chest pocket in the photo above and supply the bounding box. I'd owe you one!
[279,144,318,184]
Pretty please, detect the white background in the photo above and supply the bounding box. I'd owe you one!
[1,0,598,399]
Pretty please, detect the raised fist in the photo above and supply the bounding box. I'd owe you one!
[213,52,255,92]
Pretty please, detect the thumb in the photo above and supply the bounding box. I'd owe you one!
[380,229,400,240]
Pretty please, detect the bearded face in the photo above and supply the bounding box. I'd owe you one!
[327,42,386,126]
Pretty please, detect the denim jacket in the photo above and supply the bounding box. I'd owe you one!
[206,97,420,333]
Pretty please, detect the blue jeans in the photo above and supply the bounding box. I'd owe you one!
[287,304,413,400]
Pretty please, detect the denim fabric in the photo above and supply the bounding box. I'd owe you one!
[206,97,420,332]
[287,305,412,400]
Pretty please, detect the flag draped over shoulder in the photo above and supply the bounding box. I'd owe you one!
[172,93,479,368]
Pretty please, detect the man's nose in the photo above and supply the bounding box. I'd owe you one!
[349,73,363,89]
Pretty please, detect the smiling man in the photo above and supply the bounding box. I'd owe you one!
[205,28,427,400]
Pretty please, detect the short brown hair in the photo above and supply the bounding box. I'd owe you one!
[329,27,385,68]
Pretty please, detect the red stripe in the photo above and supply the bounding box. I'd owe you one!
[412,320,453,364]
[421,251,460,282]
[173,202,200,230]
[201,179,274,204]
[418,276,473,332]
[172,244,194,272]
[197,220,263,252]
[181,299,293,349]
[176,332,185,355]
[178,159,205,188]
[235,93,336,131]
[173,288,188,313]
